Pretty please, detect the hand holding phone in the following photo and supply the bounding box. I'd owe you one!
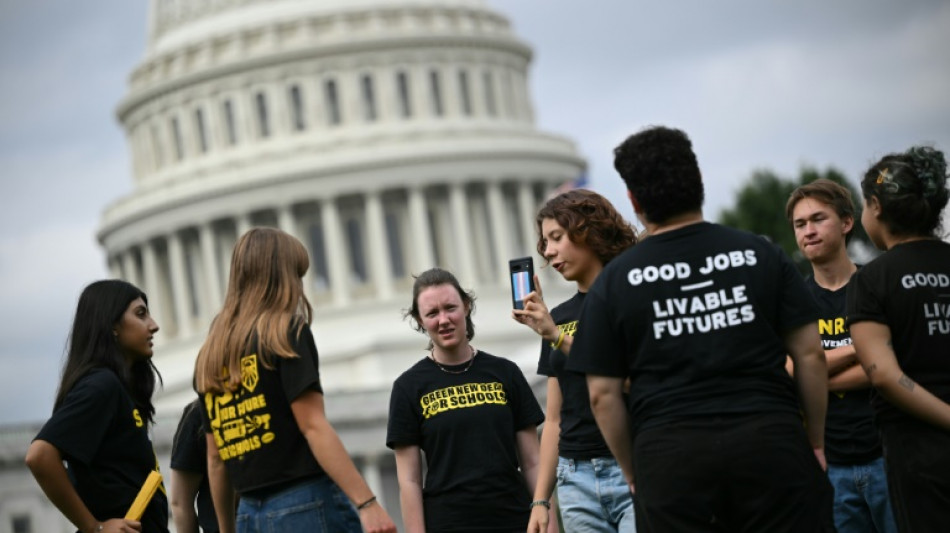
[509,257,535,310]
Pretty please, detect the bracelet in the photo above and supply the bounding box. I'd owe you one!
[356,495,377,510]
[550,330,565,350]
[530,499,551,510]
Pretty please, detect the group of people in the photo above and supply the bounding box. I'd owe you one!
[25,124,949,533]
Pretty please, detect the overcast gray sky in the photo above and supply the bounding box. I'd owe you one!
[1,0,948,425]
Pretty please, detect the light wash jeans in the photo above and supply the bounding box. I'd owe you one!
[236,476,362,533]
[827,457,897,533]
[556,456,635,532]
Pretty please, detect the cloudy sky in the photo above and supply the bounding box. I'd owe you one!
[1,0,948,425]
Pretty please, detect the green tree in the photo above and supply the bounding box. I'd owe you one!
[718,167,872,272]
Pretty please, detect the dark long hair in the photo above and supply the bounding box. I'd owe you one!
[55,279,162,424]
[861,146,949,238]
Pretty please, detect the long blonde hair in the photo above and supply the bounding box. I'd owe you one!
[195,228,313,394]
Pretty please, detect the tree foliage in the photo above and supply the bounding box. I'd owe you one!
[718,167,871,272]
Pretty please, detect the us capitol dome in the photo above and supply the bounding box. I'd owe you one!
[2,0,585,529]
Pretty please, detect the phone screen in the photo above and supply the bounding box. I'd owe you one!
[511,270,531,310]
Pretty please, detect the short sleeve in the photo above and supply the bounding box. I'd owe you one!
[776,248,820,331]
[565,280,627,377]
[386,377,421,449]
[507,361,545,430]
[34,370,120,465]
[171,401,206,473]
[280,326,324,402]
[846,268,886,327]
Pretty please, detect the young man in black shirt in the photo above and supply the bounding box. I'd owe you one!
[567,126,832,532]
[787,179,896,533]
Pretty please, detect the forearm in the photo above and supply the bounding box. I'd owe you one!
[170,470,201,533]
[785,324,828,448]
[25,441,100,533]
[825,345,857,375]
[828,363,870,392]
[533,419,560,500]
[871,367,950,430]
[302,421,374,504]
[587,378,635,482]
[207,451,235,533]
[399,484,426,533]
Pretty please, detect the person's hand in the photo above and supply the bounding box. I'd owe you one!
[526,504,548,533]
[97,518,142,533]
[358,502,397,533]
[512,276,557,341]
[813,447,827,472]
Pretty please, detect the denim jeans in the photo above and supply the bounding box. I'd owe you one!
[236,476,362,533]
[556,456,635,532]
[827,457,897,533]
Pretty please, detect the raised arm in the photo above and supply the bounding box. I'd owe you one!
[784,321,828,469]
[25,440,142,533]
[291,389,396,533]
[851,321,950,430]
[586,375,635,493]
[394,445,426,533]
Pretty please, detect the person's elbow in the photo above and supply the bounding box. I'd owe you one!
[587,376,622,414]
[25,440,56,475]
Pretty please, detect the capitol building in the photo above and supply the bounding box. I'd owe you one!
[0,0,583,530]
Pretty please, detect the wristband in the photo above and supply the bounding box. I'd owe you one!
[530,499,551,510]
[356,495,377,510]
[550,330,565,350]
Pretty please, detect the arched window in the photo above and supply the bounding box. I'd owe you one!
[255,92,270,138]
[396,71,412,118]
[170,116,184,160]
[325,79,341,125]
[194,108,208,153]
[289,84,306,131]
[429,69,444,117]
[483,71,497,116]
[222,99,238,145]
[458,69,472,116]
[361,74,377,122]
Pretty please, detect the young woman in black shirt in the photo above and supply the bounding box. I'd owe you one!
[194,228,395,533]
[847,145,950,532]
[26,279,168,533]
[513,189,637,533]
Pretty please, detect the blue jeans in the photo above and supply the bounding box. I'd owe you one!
[556,456,635,532]
[236,476,361,533]
[827,457,897,533]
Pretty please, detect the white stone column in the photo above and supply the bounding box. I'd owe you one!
[517,181,538,257]
[449,182,476,285]
[486,180,514,284]
[141,240,167,330]
[167,231,193,338]
[277,205,315,298]
[365,190,393,300]
[320,198,350,305]
[361,455,386,510]
[236,213,252,239]
[108,255,122,279]
[408,186,435,270]
[199,222,222,319]
[122,248,139,287]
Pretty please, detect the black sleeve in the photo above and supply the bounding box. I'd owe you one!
[280,325,324,402]
[386,375,421,449]
[565,278,627,378]
[34,370,119,464]
[171,401,207,473]
[775,247,820,331]
[845,268,886,327]
[536,339,553,377]
[507,360,545,430]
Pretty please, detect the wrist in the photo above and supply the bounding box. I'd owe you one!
[529,499,550,510]
[356,495,377,511]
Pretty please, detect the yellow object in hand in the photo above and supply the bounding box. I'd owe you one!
[125,471,163,520]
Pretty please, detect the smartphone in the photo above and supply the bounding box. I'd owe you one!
[509,257,535,310]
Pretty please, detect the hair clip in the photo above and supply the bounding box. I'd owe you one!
[875,168,900,194]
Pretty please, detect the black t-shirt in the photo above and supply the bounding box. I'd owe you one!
[846,239,950,426]
[567,222,818,433]
[536,291,612,459]
[386,351,545,532]
[198,325,327,495]
[35,369,169,533]
[805,274,881,465]
[171,401,219,532]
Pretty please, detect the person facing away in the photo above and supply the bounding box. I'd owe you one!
[193,227,395,533]
[26,279,168,533]
[786,178,897,533]
[566,125,833,533]
[512,189,637,533]
[386,267,546,533]
[846,146,950,533]
[170,399,219,533]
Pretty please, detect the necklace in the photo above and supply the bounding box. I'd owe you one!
[430,346,477,374]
